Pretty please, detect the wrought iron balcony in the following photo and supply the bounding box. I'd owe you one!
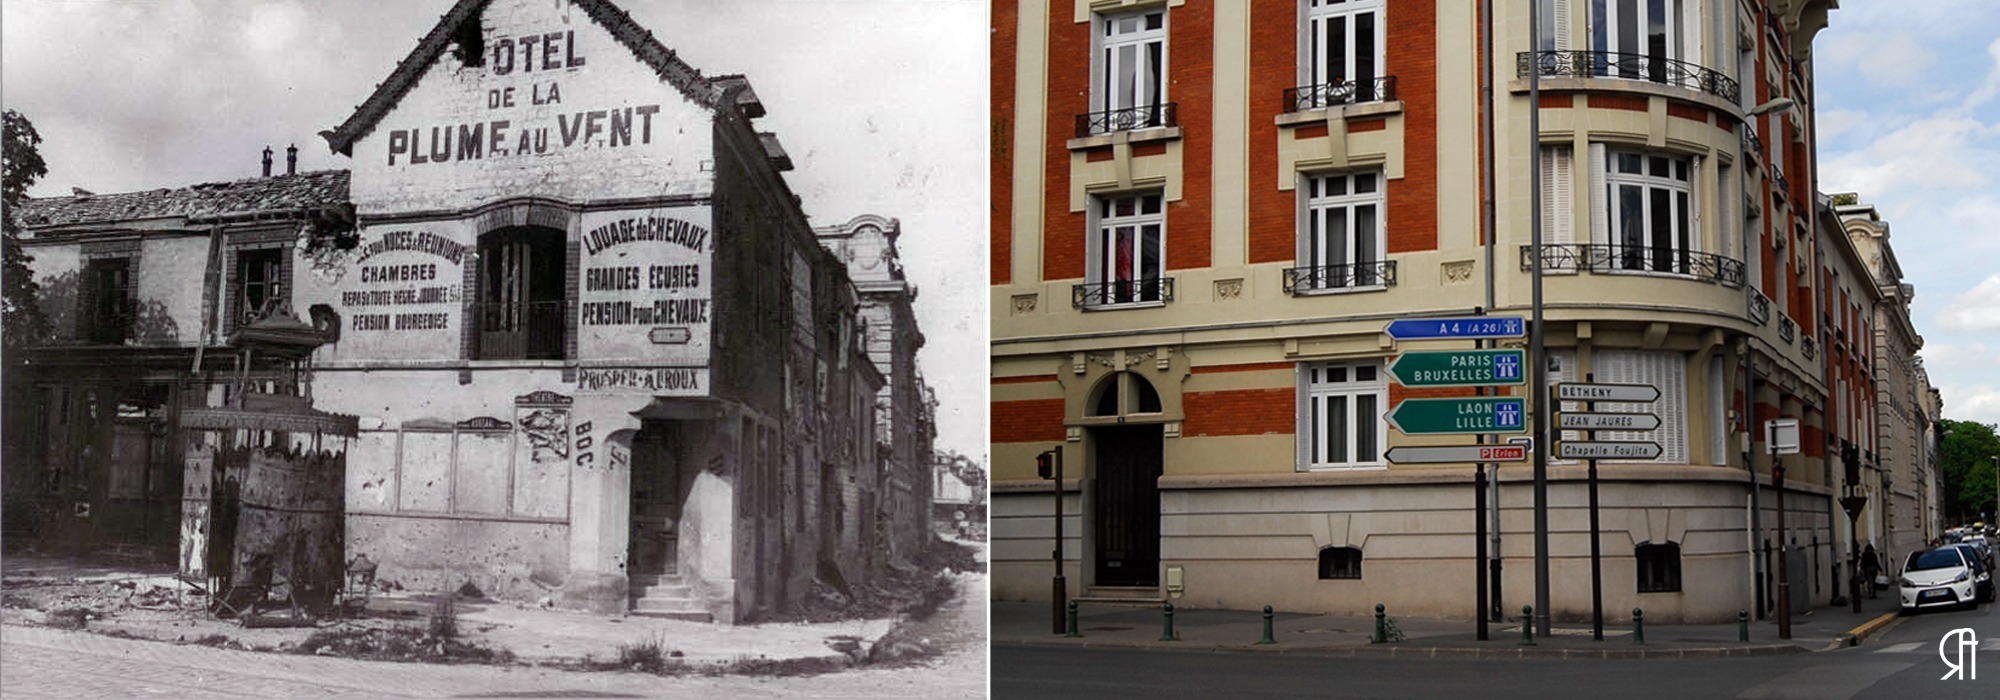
[1075,103,1178,139]
[1517,51,1740,103]
[1802,336,1817,360]
[1283,260,1398,294]
[1748,289,1771,326]
[1743,129,1765,161]
[474,300,567,360]
[1778,315,1796,344]
[1073,277,1175,309]
[1519,244,1745,288]
[1771,165,1790,201]
[1284,76,1398,112]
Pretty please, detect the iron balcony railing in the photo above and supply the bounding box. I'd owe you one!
[473,300,566,360]
[1284,76,1398,112]
[1772,165,1791,201]
[1779,315,1796,344]
[1802,336,1818,360]
[1073,277,1175,309]
[1519,244,1745,288]
[1748,289,1771,326]
[1075,103,1178,139]
[1517,50,1741,104]
[1743,129,1765,162]
[1283,260,1398,294]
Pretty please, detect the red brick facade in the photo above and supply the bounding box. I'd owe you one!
[1184,388,1295,437]
[992,0,1017,284]
[992,398,1067,443]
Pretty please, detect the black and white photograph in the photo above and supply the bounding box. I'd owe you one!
[1,0,987,697]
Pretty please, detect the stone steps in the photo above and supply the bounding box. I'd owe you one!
[628,572,711,623]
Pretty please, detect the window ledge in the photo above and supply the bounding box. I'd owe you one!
[1079,300,1168,312]
[1300,464,1389,472]
[1276,100,1404,128]
[1290,284,1391,297]
[466,359,570,369]
[1067,126,1183,151]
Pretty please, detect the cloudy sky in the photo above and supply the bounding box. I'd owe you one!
[1814,0,2000,426]
[1,0,989,456]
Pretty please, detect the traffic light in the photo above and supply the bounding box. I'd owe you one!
[1036,451,1054,480]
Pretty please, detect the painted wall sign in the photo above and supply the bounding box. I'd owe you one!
[338,228,463,335]
[576,207,712,381]
[348,0,715,215]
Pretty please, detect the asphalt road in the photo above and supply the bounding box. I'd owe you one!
[994,599,2000,699]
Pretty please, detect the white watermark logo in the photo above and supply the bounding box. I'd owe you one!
[1940,627,1978,681]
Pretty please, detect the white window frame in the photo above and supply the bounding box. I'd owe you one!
[1299,0,1386,108]
[1086,192,1167,307]
[1298,361,1388,470]
[1296,170,1387,292]
[1597,147,1698,276]
[1590,0,1701,82]
[1094,9,1168,130]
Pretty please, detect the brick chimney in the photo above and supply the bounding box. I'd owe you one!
[262,146,273,177]
[286,144,298,175]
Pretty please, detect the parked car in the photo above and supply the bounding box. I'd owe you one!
[1900,546,1983,612]
[1945,543,1996,604]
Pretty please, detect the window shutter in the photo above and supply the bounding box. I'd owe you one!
[1552,0,1572,51]
[1541,146,1575,245]
[1588,143,1609,247]
[1597,349,1687,464]
[1690,155,1705,253]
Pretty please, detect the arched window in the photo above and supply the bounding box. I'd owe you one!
[1636,541,1681,593]
[1087,371,1162,417]
[1318,546,1362,580]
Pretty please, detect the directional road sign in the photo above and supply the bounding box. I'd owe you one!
[1388,349,1526,387]
[1385,397,1527,435]
[1558,441,1663,460]
[1557,412,1662,431]
[1555,382,1661,403]
[1385,444,1529,465]
[1384,316,1526,341]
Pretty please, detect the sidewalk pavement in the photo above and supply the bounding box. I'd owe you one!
[992,592,1905,659]
[2,553,894,668]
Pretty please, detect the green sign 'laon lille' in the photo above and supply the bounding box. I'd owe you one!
[1384,397,1527,435]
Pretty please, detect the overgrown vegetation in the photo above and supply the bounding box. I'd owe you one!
[292,626,514,665]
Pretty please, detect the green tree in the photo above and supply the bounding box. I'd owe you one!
[3,110,50,356]
[1939,419,2000,526]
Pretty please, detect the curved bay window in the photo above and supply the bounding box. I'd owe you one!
[474,226,567,360]
[1604,149,1694,274]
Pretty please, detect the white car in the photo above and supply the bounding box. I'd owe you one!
[1900,546,1981,612]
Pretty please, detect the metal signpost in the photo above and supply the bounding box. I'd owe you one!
[1381,316,1533,642]
[1766,418,1801,640]
[1554,378,1662,642]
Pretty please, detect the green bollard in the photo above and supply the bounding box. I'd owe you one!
[1373,603,1387,644]
[1258,605,1277,645]
[1737,609,1748,643]
[1632,608,1645,645]
[1520,605,1536,646]
[1065,600,1081,638]
[1159,601,1178,641]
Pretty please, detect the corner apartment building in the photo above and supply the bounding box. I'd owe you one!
[1835,194,1942,561]
[7,0,934,625]
[992,0,1849,623]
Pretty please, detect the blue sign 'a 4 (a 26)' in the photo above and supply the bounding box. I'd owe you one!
[1384,316,1527,341]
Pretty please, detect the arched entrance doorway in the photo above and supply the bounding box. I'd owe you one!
[1086,371,1164,587]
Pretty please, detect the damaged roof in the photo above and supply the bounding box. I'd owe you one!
[320,0,732,156]
[16,170,351,229]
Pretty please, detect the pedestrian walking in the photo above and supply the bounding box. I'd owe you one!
[1860,544,1881,598]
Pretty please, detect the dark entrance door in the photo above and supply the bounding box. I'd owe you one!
[1093,424,1163,587]
[629,427,681,577]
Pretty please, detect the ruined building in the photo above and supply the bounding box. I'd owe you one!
[6,0,934,624]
